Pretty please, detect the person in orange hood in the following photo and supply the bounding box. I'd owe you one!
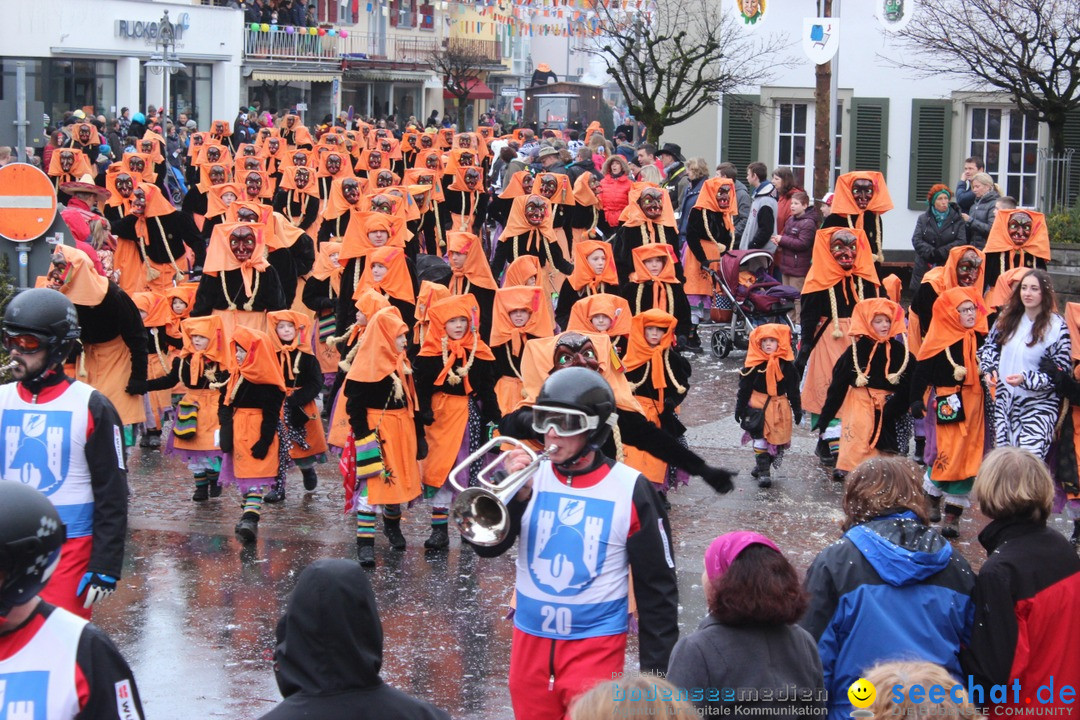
[735,324,800,488]
[147,315,231,501]
[554,240,618,331]
[343,306,423,566]
[815,298,911,480]
[413,294,500,550]
[822,171,893,265]
[220,326,287,545]
[262,311,329,503]
[623,309,692,499]
[909,286,989,539]
[490,285,555,415]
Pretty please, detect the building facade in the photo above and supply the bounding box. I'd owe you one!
[658,1,1080,253]
[2,0,243,138]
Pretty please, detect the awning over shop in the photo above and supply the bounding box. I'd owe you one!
[443,78,494,100]
[345,69,435,83]
[251,71,339,83]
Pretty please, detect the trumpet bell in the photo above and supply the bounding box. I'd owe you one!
[452,487,509,546]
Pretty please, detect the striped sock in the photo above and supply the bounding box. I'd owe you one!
[753,447,768,456]
[242,492,263,517]
[206,470,220,485]
[431,507,449,527]
[384,504,402,521]
[194,472,208,488]
[828,439,840,455]
[357,512,376,539]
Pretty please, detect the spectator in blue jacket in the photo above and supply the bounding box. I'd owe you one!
[800,456,975,720]
[955,156,983,215]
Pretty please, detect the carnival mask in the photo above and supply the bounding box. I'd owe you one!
[59,151,74,173]
[376,171,395,188]
[463,168,481,190]
[521,174,535,193]
[236,207,260,223]
[115,173,134,197]
[294,168,310,188]
[77,124,91,144]
[852,179,875,211]
[425,153,440,170]
[209,165,227,185]
[245,172,263,198]
[370,195,393,214]
[956,250,982,287]
[459,152,475,167]
[140,140,154,153]
[1008,212,1033,245]
[131,187,147,215]
[243,157,261,171]
[716,185,732,209]
[128,157,146,173]
[368,151,383,169]
[342,178,361,204]
[638,188,664,220]
[293,151,308,167]
[553,334,600,372]
[539,174,558,199]
[525,196,547,227]
[242,145,256,157]
[206,147,222,162]
[325,154,342,174]
[830,230,858,270]
[229,226,257,262]
[420,135,433,149]
[268,138,280,154]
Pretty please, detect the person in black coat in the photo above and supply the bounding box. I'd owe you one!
[257,559,451,720]
[961,447,1080,705]
[910,184,968,290]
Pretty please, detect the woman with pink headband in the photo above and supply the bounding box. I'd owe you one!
[666,531,825,718]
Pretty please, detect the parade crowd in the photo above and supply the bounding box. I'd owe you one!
[0,103,1078,720]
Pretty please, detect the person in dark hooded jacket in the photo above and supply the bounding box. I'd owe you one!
[799,456,974,720]
[258,558,451,720]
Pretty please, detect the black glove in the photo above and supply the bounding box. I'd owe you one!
[251,438,271,460]
[125,377,148,395]
[416,433,429,460]
[793,410,803,426]
[909,400,926,420]
[1038,356,1070,389]
[218,424,233,453]
[700,465,736,495]
[676,335,688,349]
[794,353,808,379]
[288,404,309,429]
[420,410,435,426]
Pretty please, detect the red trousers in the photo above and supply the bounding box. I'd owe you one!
[40,536,93,620]
[508,627,627,720]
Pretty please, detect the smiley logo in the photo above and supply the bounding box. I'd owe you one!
[848,678,876,709]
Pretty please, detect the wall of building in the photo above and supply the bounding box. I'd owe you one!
[3,0,243,125]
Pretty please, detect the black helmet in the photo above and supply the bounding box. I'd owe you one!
[533,367,618,463]
[0,482,66,617]
[3,288,81,371]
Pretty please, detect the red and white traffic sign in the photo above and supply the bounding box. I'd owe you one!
[0,164,58,242]
[512,97,524,112]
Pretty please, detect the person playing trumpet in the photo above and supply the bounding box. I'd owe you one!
[465,367,678,720]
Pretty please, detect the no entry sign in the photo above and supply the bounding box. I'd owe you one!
[0,164,58,242]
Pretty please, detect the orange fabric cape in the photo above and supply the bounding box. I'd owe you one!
[226,326,287,402]
[573,172,600,207]
[801,227,880,295]
[567,293,633,337]
[203,222,272,297]
[502,255,543,288]
[923,245,986,295]
[339,212,406,261]
[983,209,1051,262]
[744,323,795,396]
[417,294,495,391]
[490,285,555,354]
[520,333,642,414]
[358,246,415,304]
[623,308,678,404]
[132,291,172,328]
[180,315,228,385]
[694,177,738,232]
[501,195,559,249]
[310,241,343,296]
[917,286,988,389]
[447,231,498,292]
[413,281,452,345]
[500,170,534,200]
[568,240,618,292]
[52,245,108,305]
[344,306,414,398]
[618,182,677,229]
[830,171,894,216]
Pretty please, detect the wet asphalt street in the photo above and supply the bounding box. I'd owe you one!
[94,350,1057,720]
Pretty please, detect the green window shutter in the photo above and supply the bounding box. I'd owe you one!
[908,99,952,210]
[1065,108,1080,208]
[849,97,889,179]
[721,93,760,171]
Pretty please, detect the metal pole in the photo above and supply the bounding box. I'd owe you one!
[830,0,840,179]
[15,62,28,164]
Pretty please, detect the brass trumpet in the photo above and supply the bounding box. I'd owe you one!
[448,436,557,547]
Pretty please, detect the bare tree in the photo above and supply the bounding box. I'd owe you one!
[428,46,492,127]
[894,0,1080,154]
[590,0,785,145]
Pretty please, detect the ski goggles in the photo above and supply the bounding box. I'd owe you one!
[2,332,45,354]
[531,405,599,437]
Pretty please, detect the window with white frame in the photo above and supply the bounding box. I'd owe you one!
[968,107,1040,207]
[776,102,809,188]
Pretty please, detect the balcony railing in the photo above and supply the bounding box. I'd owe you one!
[243,27,502,67]
[244,28,340,62]
[339,32,440,64]
[447,38,502,64]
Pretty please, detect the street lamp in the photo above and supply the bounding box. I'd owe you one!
[145,10,187,126]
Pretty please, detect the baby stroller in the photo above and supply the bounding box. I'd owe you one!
[703,249,798,358]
